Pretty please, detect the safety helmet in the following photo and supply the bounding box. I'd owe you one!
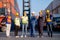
[32,12,35,13]
[16,12,19,16]
[46,10,50,13]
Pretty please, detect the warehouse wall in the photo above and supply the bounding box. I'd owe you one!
[45,0,60,14]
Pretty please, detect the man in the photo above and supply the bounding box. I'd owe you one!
[14,12,20,38]
[30,12,36,37]
[45,10,53,37]
[21,11,28,38]
[6,13,11,37]
[37,10,44,37]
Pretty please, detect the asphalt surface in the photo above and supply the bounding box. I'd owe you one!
[0,32,60,40]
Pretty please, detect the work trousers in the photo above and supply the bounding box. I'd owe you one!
[14,25,20,36]
[6,24,11,37]
[47,22,52,37]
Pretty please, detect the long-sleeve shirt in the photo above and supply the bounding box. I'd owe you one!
[30,16,36,24]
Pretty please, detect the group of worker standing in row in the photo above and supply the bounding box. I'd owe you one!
[6,10,53,38]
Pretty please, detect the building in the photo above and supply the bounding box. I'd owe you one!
[45,0,60,14]
[0,0,20,19]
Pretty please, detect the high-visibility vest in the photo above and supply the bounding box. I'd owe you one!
[14,17,20,26]
[7,16,11,23]
[22,16,28,24]
[46,15,52,22]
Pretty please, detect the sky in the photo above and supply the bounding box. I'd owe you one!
[17,0,53,16]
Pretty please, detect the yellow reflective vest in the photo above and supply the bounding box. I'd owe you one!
[14,17,20,26]
[46,15,52,22]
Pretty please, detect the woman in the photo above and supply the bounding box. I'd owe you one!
[37,10,44,37]
[21,11,28,38]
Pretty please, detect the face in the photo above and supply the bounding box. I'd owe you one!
[46,12,50,15]
[24,12,27,16]
[39,11,43,16]
[16,15,19,17]
[32,13,34,16]
[8,13,10,16]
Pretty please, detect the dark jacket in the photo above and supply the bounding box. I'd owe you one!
[38,16,44,27]
[30,16,36,24]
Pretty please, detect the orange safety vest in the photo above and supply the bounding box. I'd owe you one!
[7,16,11,23]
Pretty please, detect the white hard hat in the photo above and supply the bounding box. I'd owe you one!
[32,12,35,13]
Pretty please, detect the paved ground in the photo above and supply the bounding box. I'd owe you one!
[0,32,60,40]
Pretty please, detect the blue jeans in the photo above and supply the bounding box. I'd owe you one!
[47,22,52,37]
[30,22,35,36]
[22,24,28,36]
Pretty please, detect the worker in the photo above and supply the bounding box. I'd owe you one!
[37,10,44,37]
[6,13,11,37]
[21,11,28,38]
[30,12,36,37]
[45,10,53,37]
[14,12,20,38]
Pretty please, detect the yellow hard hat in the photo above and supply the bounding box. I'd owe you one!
[16,12,19,16]
[46,10,50,13]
